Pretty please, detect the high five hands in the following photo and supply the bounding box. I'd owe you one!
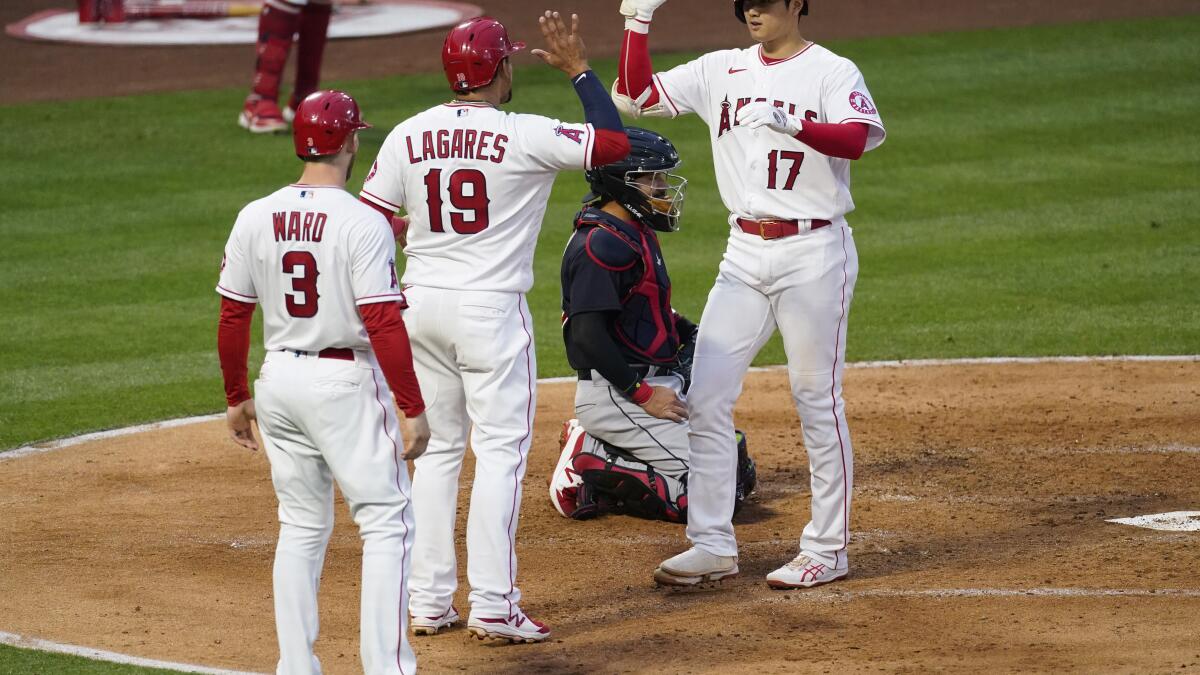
[531,11,589,78]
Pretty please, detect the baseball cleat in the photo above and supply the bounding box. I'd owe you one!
[765,555,849,589]
[238,96,288,134]
[548,419,586,518]
[411,606,459,636]
[466,609,551,644]
[653,547,738,587]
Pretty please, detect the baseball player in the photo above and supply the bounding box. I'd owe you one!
[611,0,886,588]
[217,90,429,673]
[548,127,757,524]
[357,13,630,643]
[240,0,333,133]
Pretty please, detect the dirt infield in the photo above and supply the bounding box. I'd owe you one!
[2,360,1198,673]
[3,0,1200,104]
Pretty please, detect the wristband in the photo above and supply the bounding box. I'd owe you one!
[624,17,651,33]
[630,380,653,405]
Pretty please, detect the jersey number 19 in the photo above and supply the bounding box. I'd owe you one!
[423,168,491,234]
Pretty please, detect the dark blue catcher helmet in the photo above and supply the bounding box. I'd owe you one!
[734,0,808,23]
[585,127,687,232]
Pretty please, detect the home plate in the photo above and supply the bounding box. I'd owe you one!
[7,0,481,46]
[1106,511,1200,532]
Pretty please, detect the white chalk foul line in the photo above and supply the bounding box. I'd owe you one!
[1,413,222,462]
[4,354,1196,463]
[770,587,1200,602]
[0,631,262,674]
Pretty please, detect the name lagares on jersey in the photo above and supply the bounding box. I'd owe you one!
[406,128,509,164]
[717,94,817,138]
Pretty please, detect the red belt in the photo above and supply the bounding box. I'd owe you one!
[286,348,355,361]
[736,217,831,240]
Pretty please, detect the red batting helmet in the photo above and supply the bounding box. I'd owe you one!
[441,16,526,93]
[292,90,371,158]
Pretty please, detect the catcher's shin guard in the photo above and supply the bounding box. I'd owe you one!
[251,0,303,102]
[734,429,757,513]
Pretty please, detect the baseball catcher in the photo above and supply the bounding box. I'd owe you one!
[549,127,756,523]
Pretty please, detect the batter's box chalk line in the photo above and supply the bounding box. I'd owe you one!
[0,631,263,674]
[1106,511,1200,532]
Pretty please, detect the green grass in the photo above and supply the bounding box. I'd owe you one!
[0,644,179,674]
[1,16,1198,454]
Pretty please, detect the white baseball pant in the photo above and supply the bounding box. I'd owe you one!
[403,286,536,620]
[254,349,417,675]
[685,221,858,569]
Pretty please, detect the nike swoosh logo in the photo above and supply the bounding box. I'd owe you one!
[728,67,747,74]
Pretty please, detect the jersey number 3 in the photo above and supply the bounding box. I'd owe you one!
[282,251,319,318]
[424,168,490,234]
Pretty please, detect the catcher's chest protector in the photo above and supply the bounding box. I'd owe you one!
[577,209,679,363]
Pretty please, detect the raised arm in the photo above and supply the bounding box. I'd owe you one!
[532,11,630,165]
[613,0,671,117]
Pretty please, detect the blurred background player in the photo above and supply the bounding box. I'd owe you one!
[217,90,430,672]
[240,0,333,133]
[549,127,756,524]
[612,0,886,589]
[356,13,629,643]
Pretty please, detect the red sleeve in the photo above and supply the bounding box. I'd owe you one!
[795,122,870,161]
[360,195,392,218]
[360,302,426,418]
[217,297,256,407]
[592,129,632,166]
[616,27,660,107]
[358,196,408,239]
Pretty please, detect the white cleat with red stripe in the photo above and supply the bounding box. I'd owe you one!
[766,555,849,589]
[467,609,551,644]
[411,606,459,636]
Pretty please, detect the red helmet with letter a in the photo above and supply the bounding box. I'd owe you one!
[292,90,371,158]
[441,16,526,93]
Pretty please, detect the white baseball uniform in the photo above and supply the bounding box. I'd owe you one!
[217,184,417,674]
[621,42,886,569]
[360,102,594,621]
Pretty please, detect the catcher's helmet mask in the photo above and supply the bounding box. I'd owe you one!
[585,127,687,233]
[734,0,808,24]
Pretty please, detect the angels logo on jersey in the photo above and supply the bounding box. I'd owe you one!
[365,160,378,183]
[554,124,584,145]
[849,91,877,115]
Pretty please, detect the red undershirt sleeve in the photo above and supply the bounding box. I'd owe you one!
[360,302,426,418]
[617,27,661,107]
[592,129,632,166]
[359,196,408,239]
[217,297,256,407]
[795,122,870,160]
